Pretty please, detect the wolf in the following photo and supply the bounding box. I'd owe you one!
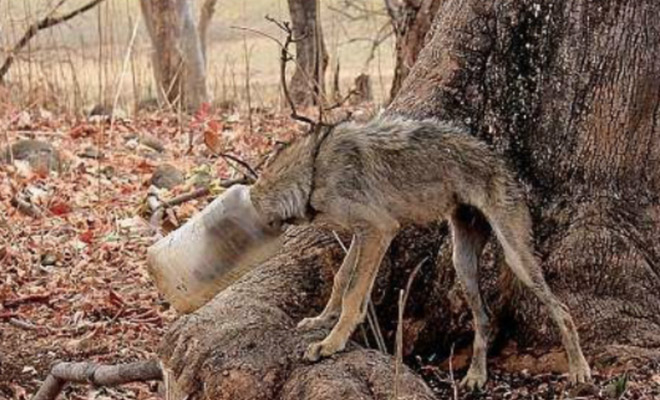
[249,116,591,389]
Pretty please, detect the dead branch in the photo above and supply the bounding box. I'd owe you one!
[325,89,358,111]
[10,196,43,218]
[217,152,258,180]
[32,359,162,400]
[394,257,427,398]
[265,16,318,128]
[8,317,42,331]
[3,293,51,308]
[0,0,106,82]
[232,18,326,130]
[449,343,458,400]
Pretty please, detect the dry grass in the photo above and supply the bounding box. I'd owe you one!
[1,0,395,113]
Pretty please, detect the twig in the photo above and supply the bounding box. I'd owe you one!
[393,289,405,400]
[217,152,258,180]
[402,257,428,312]
[367,300,387,353]
[0,0,106,81]
[393,257,428,399]
[449,343,459,400]
[10,196,43,218]
[32,359,162,400]
[254,141,287,170]
[4,293,51,308]
[9,317,41,331]
[325,89,358,111]
[265,16,317,128]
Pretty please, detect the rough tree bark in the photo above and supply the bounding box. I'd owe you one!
[140,0,208,111]
[160,0,660,398]
[287,0,329,106]
[386,0,441,101]
[159,226,436,400]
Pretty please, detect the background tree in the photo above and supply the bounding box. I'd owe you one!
[140,0,208,111]
[0,0,106,83]
[287,0,328,106]
[158,0,660,397]
[385,0,441,100]
[198,0,219,62]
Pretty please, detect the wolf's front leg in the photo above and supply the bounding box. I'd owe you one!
[297,236,358,331]
[304,226,395,362]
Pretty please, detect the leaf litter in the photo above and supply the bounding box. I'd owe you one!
[0,104,299,400]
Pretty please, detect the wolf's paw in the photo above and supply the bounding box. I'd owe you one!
[296,315,336,331]
[303,338,345,362]
[460,370,487,392]
[569,358,592,384]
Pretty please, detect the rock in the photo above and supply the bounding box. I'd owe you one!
[140,134,165,153]
[2,140,61,173]
[78,146,104,160]
[151,164,184,189]
[40,253,58,266]
[124,133,165,153]
[125,138,139,150]
[100,165,115,178]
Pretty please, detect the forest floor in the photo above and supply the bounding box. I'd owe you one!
[1,106,659,400]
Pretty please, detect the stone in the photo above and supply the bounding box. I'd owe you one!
[2,139,62,173]
[78,146,104,160]
[151,164,184,189]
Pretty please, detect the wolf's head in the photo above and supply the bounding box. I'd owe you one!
[249,127,331,230]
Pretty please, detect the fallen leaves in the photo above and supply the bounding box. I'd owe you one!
[0,105,301,399]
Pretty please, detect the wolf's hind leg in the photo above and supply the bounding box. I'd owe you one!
[487,204,591,384]
[297,236,358,331]
[450,206,492,390]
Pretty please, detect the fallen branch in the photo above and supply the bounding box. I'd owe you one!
[4,293,51,308]
[10,196,43,218]
[32,359,162,400]
[0,0,106,81]
[8,317,42,331]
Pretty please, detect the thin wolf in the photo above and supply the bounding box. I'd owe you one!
[249,116,591,389]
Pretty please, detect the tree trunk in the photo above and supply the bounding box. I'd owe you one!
[198,0,219,62]
[140,0,208,111]
[159,0,660,397]
[387,0,441,101]
[287,0,328,106]
[387,0,660,355]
